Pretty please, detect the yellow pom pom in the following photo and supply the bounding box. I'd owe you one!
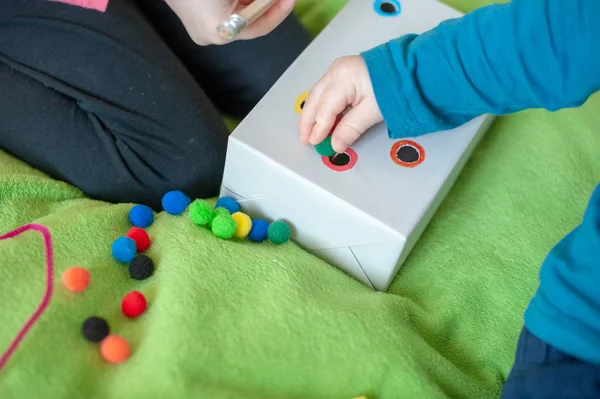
[231,212,252,238]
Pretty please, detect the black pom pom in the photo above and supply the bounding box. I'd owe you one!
[129,255,154,281]
[82,317,110,343]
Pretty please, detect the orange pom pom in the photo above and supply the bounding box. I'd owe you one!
[100,335,131,364]
[62,266,90,292]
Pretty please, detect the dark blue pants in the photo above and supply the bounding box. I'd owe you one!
[502,328,600,398]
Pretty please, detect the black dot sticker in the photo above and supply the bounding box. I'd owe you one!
[390,140,425,168]
[322,148,358,171]
[330,152,351,166]
[396,145,419,164]
[380,2,397,13]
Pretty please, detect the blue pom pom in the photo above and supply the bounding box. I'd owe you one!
[215,196,240,214]
[129,204,154,228]
[112,237,137,263]
[248,219,269,242]
[161,190,191,215]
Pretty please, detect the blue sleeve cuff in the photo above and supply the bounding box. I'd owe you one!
[361,35,477,139]
[361,40,423,139]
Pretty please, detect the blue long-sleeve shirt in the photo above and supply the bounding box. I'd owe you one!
[361,0,600,365]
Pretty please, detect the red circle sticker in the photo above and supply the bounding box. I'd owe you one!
[390,140,425,168]
[322,148,358,172]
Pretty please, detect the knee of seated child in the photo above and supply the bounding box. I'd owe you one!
[78,130,226,210]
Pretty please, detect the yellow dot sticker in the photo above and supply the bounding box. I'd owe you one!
[295,92,308,115]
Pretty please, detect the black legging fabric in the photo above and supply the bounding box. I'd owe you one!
[0,0,310,209]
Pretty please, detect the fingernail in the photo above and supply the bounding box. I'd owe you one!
[331,137,345,153]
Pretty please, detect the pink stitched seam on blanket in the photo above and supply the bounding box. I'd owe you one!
[49,0,109,12]
[0,224,55,372]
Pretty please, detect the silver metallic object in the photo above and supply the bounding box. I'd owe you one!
[217,0,277,40]
[217,14,248,40]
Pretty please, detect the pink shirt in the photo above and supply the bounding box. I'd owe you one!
[49,0,108,12]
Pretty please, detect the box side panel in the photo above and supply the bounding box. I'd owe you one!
[221,140,400,250]
[221,139,402,287]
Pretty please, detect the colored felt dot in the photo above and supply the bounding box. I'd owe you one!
[322,148,358,172]
[121,290,147,318]
[268,220,291,244]
[215,196,240,214]
[62,266,90,292]
[314,136,336,157]
[295,92,308,115]
[231,212,252,238]
[211,214,238,239]
[128,204,154,228]
[189,199,213,226]
[125,227,151,252]
[374,0,401,16]
[128,255,154,281]
[248,219,269,242]
[82,316,110,343]
[100,335,131,364]
[161,190,191,215]
[390,140,425,168]
[112,236,137,263]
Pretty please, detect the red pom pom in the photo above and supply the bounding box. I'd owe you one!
[125,227,151,252]
[121,290,147,318]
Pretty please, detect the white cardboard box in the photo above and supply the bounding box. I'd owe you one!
[220,0,494,291]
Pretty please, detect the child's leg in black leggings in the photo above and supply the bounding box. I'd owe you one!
[0,0,310,210]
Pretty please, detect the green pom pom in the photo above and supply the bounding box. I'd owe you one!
[314,136,335,157]
[268,220,291,244]
[189,199,213,226]
[211,214,237,239]
[208,207,231,228]
[213,207,231,218]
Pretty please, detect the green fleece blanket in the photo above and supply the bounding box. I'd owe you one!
[1,1,599,398]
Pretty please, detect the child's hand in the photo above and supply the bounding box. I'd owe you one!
[299,56,383,153]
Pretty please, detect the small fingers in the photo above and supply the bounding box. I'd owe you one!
[330,100,383,153]
[307,86,351,146]
[299,74,329,144]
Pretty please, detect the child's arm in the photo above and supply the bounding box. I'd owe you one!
[300,0,600,153]
[364,0,600,137]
